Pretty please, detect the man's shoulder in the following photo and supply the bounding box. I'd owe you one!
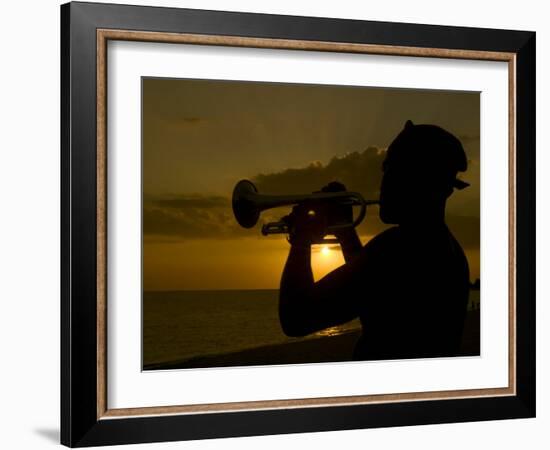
[365,226,402,247]
[346,227,401,276]
[358,226,401,258]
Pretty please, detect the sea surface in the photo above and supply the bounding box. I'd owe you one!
[143,289,480,368]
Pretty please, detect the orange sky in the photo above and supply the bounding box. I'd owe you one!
[142,78,480,291]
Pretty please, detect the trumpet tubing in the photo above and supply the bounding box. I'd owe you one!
[232,179,378,242]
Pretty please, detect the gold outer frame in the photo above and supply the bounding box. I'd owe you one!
[96,29,516,420]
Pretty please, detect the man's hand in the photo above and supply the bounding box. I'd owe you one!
[320,181,354,240]
[282,181,363,255]
[283,203,328,246]
[320,181,363,262]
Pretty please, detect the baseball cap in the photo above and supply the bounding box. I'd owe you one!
[386,120,470,190]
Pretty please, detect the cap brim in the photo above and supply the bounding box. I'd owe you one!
[453,179,470,190]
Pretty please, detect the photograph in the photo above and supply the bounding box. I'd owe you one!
[142,77,481,371]
[57,1,536,447]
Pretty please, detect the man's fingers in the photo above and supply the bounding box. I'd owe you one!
[321,181,347,193]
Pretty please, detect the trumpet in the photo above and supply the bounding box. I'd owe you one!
[232,179,379,244]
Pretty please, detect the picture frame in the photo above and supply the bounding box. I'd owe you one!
[60,1,536,447]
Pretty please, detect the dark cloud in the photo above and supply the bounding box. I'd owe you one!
[143,196,478,249]
[143,195,324,241]
[251,146,479,249]
[253,147,385,200]
[144,150,479,249]
[142,147,388,241]
[143,194,245,240]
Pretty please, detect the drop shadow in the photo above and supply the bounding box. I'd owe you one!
[34,428,59,444]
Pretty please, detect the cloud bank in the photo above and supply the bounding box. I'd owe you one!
[144,147,479,250]
[253,147,385,199]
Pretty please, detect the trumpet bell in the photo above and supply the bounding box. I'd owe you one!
[232,179,260,228]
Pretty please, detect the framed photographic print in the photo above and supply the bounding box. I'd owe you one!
[61,1,536,447]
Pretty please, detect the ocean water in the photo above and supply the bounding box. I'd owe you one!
[143,289,480,367]
[143,289,361,367]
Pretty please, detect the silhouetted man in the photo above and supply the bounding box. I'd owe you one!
[279,120,470,360]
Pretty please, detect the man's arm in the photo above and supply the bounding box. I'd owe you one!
[279,239,364,337]
[336,228,363,263]
[278,218,395,338]
[279,242,314,336]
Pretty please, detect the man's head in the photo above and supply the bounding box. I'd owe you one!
[379,120,469,225]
